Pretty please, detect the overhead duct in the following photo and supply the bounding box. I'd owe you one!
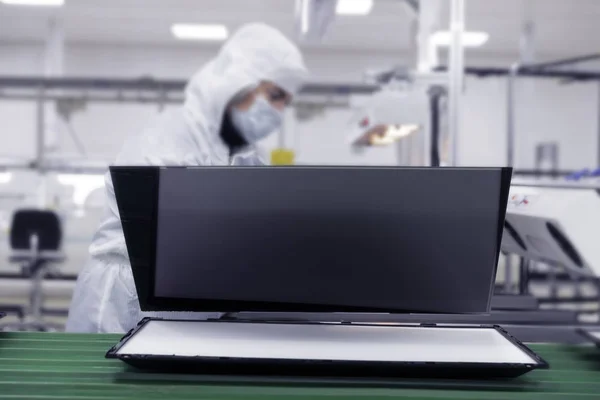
[295,0,338,43]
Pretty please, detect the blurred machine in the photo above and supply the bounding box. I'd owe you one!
[502,183,600,277]
[347,88,428,147]
[0,209,65,332]
[347,87,432,166]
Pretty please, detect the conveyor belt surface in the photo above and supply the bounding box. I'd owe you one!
[1,332,599,399]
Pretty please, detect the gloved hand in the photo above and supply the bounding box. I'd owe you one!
[566,168,591,181]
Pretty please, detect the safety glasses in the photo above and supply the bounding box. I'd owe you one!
[266,87,291,106]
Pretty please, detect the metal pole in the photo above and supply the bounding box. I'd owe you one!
[35,88,45,168]
[523,53,600,72]
[519,258,530,295]
[44,17,65,153]
[548,264,558,307]
[448,0,464,166]
[429,86,444,167]
[29,234,43,323]
[414,0,443,166]
[0,76,379,96]
[598,82,600,166]
[519,0,536,65]
[510,180,600,189]
[36,87,47,209]
[504,255,513,294]
[507,63,519,167]
[415,0,442,73]
[439,66,600,80]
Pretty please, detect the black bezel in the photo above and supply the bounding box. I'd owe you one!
[111,166,513,314]
[106,318,548,379]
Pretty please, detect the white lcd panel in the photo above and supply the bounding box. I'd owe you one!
[116,320,536,365]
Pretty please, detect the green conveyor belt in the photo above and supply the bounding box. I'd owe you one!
[1,332,600,399]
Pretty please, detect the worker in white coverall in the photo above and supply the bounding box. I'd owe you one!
[66,23,308,333]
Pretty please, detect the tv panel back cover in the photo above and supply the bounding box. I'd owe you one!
[111,166,511,314]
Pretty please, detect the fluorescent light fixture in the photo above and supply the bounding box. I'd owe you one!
[0,0,64,5]
[301,0,310,34]
[431,31,489,47]
[336,0,373,15]
[57,174,105,206]
[172,24,228,41]
[0,172,12,184]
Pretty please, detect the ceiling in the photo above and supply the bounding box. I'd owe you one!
[0,0,599,59]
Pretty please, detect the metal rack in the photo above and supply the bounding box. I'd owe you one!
[0,76,380,174]
[501,180,600,320]
[438,53,600,168]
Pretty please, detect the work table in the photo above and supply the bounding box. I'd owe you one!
[1,331,600,399]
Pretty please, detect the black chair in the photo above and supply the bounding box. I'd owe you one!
[1,209,65,332]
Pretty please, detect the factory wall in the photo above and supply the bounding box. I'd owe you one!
[0,42,598,280]
[0,43,597,168]
[0,43,405,164]
[458,74,599,170]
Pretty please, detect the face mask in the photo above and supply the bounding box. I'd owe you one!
[230,94,283,143]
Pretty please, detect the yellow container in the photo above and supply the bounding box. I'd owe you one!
[270,149,295,165]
